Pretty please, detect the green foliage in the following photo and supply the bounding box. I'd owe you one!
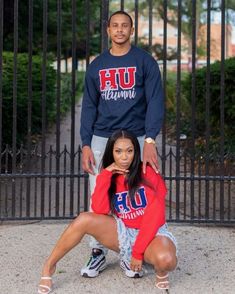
[2,52,85,148]
[165,71,191,135]
[2,52,56,146]
[3,0,101,58]
[138,39,177,60]
[60,71,85,116]
[182,57,235,155]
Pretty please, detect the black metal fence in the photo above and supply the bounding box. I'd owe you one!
[0,0,234,223]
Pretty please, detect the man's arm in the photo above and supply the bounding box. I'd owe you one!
[82,146,95,175]
[80,69,99,174]
[142,141,159,174]
[143,56,164,173]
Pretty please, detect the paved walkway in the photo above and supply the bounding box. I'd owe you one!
[1,221,234,294]
[1,101,234,294]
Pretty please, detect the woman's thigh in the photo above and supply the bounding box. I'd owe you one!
[76,212,119,252]
[144,235,177,267]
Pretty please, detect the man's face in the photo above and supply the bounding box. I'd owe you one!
[107,14,134,45]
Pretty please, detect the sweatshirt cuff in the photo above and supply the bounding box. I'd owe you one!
[145,132,157,139]
[132,251,144,261]
[82,143,91,148]
[81,138,92,147]
[100,169,113,177]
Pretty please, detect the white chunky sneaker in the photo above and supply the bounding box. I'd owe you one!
[80,249,107,278]
[120,259,144,278]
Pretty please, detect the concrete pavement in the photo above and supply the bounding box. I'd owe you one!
[0,221,234,294]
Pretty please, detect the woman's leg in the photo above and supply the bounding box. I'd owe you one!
[144,235,177,289]
[38,212,119,292]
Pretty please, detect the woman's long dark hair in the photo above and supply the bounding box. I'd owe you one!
[100,130,142,212]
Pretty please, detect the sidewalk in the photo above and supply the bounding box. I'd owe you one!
[0,221,234,294]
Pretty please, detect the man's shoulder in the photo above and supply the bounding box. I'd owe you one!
[88,50,109,68]
[132,46,154,58]
[131,46,158,66]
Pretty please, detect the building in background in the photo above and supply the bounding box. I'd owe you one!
[137,10,235,71]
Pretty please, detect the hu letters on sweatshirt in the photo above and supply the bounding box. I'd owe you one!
[80,46,164,146]
[114,187,147,220]
[99,67,137,101]
[91,166,167,260]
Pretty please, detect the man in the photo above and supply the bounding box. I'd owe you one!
[80,10,164,278]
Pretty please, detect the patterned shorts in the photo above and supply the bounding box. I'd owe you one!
[114,215,178,263]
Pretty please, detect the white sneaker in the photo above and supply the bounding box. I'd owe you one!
[81,249,107,278]
[120,259,144,278]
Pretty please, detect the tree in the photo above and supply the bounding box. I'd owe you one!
[123,0,206,60]
[211,0,235,25]
[3,0,101,59]
[156,0,205,59]
[137,0,235,61]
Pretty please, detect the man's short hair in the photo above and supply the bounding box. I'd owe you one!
[107,10,133,28]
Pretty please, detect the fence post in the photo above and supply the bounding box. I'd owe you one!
[101,0,109,52]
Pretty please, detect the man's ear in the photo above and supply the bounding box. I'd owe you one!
[131,27,134,36]
[107,27,110,37]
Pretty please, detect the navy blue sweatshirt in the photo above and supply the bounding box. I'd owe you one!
[80,45,164,147]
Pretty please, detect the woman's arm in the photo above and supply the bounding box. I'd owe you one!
[132,173,167,260]
[91,164,129,214]
[91,169,113,214]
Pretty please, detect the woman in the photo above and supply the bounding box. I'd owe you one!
[38,130,177,294]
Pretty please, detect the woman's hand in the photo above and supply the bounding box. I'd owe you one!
[130,256,143,272]
[105,163,129,175]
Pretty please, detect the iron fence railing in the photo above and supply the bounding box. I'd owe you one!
[0,0,234,223]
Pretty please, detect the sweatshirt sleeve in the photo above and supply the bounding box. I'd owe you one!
[91,169,113,214]
[144,56,164,139]
[80,67,100,147]
[132,171,167,260]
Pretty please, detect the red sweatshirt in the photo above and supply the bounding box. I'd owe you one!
[91,165,167,260]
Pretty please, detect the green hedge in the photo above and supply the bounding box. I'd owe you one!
[60,71,85,116]
[2,52,56,146]
[165,71,190,128]
[2,52,85,148]
[182,58,235,156]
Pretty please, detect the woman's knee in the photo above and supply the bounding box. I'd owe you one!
[154,251,177,271]
[71,212,94,230]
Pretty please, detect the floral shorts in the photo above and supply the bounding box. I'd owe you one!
[114,215,178,263]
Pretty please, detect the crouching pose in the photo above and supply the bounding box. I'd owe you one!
[38,130,177,293]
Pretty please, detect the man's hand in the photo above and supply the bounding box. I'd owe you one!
[142,142,159,174]
[130,256,143,272]
[82,146,95,175]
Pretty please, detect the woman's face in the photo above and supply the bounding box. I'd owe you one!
[113,138,135,170]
